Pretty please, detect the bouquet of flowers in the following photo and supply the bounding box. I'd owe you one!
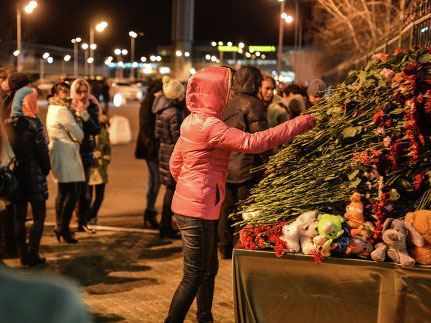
[238,48,431,253]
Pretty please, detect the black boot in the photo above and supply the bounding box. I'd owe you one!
[28,250,46,267]
[144,210,160,229]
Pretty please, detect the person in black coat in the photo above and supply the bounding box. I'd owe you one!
[220,65,271,258]
[135,80,163,229]
[4,74,50,266]
[0,66,17,258]
[153,76,184,239]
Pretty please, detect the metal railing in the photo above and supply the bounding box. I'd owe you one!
[324,0,431,82]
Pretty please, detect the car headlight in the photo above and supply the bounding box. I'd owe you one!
[113,93,122,108]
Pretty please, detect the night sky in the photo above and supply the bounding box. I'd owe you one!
[0,0,311,58]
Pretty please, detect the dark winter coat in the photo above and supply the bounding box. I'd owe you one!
[222,66,270,184]
[5,116,50,200]
[135,81,163,160]
[153,95,183,187]
[73,102,100,168]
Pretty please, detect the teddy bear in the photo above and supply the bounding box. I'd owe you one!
[313,214,346,257]
[370,218,424,266]
[405,210,431,265]
[280,211,318,254]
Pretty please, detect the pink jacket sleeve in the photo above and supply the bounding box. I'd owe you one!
[206,114,315,153]
[169,137,184,181]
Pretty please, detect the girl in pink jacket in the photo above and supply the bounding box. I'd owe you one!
[165,66,315,323]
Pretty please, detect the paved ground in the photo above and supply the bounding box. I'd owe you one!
[4,103,235,322]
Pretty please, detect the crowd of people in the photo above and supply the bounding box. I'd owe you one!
[0,66,110,267]
[0,63,324,322]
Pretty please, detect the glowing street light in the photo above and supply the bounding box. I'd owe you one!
[211,41,217,47]
[13,50,20,57]
[132,62,139,68]
[175,50,183,57]
[156,56,162,62]
[90,20,109,77]
[140,56,147,62]
[129,31,138,38]
[205,54,211,60]
[81,43,89,50]
[64,55,71,62]
[121,49,128,56]
[114,48,121,56]
[87,57,94,64]
[218,41,223,46]
[238,42,245,49]
[150,55,156,62]
[17,1,38,71]
[281,12,293,24]
[47,57,53,64]
[42,52,50,59]
[227,41,233,47]
[24,1,37,14]
[184,51,190,57]
[95,21,108,32]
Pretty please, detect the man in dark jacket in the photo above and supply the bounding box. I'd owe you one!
[220,65,270,258]
[135,80,163,229]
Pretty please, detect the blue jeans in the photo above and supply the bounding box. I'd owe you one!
[145,159,160,212]
[165,214,219,323]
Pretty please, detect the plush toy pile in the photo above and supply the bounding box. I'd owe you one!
[238,48,431,266]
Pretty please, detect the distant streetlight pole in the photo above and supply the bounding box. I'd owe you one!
[277,0,285,78]
[16,1,38,72]
[82,43,89,77]
[129,31,137,81]
[71,37,82,77]
[90,21,108,78]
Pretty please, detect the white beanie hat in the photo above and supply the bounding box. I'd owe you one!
[162,76,184,100]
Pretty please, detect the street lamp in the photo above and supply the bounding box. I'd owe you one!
[114,48,128,79]
[82,43,89,77]
[39,52,50,80]
[277,0,286,77]
[71,37,82,77]
[129,31,138,81]
[90,20,108,77]
[17,1,38,72]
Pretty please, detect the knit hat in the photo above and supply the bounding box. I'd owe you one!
[162,76,184,100]
[11,86,38,117]
[7,73,30,91]
[307,79,326,98]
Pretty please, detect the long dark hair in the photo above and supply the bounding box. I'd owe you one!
[48,81,70,99]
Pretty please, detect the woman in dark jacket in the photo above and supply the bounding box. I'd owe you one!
[135,80,163,229]
[153,76,184,239]
[220,65,270,258]
[4,74,50,266]
[71,79,100,233]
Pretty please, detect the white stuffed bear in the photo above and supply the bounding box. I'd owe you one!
[280,211,318,254]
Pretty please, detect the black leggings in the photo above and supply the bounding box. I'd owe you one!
[15,198,46,255]
[89,184,105,220]
[55,182,80,234]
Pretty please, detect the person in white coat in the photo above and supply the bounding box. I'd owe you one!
[46,82,84,243]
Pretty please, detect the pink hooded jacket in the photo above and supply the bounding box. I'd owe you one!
[169,67,315,220]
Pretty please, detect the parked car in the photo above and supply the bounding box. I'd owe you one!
[111,80,147,107]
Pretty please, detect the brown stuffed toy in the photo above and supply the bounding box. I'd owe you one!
[371,218,424,266]
[405,210,431,265]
